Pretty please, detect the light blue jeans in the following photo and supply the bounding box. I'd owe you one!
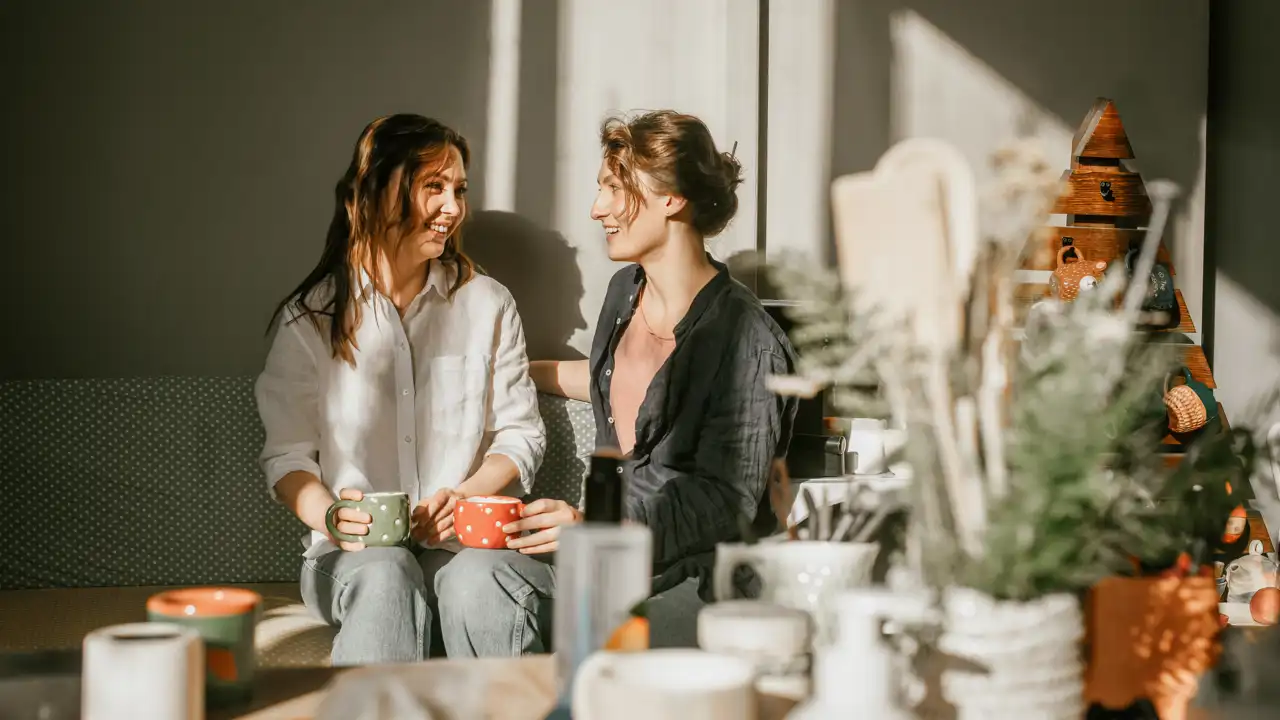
[301,546,700,664]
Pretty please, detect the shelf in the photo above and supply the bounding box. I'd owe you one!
[1022,226,1174,274]
[1014,285,1196,334]
[1179,345,1215,389]
[1051,170,1152,217]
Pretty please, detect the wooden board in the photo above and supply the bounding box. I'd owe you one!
[1023,226,1173,274]
[1169,291,1196,333]
[1249,510,1274,554]
[1052,170,1152,217]
[1015,285,1196,334]
[1179,345,1215,389]
[1072,98,1135,160]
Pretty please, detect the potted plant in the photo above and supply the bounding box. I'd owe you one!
[758,137,1273,718]
[1081,416,1273,719]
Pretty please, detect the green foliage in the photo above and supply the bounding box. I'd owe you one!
[761,253,1268,602]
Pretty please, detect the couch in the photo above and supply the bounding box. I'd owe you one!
[0,378,596,666]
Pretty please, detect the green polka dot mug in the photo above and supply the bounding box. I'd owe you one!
[325,491,411,547]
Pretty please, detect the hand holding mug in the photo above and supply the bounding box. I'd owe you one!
[412,488,460,546]
[326,488,373,552]
[504,499,583,554]
[325,489,411,551]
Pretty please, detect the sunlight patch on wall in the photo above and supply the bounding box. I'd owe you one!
[554,0,760,354]
[1214,273,1280,428]
[890,9,1072,185]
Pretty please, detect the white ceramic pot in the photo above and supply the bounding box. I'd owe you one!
[939,588,1084,720]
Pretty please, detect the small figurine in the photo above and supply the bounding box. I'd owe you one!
[1224,540,1278,604]
[1050,244,1107,302]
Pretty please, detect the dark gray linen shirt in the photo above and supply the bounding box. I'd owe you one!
[588,259,799,597]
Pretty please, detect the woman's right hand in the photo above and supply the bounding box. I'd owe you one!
[329,487,373,552]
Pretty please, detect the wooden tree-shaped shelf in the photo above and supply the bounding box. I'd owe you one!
[1019,98,1222,461]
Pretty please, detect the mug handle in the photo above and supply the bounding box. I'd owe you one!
[712,545,762,601]
[571,651,616,720]
[1057,244,1084,267]
[325,499,366,545]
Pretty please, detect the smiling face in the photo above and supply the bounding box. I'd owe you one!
[590,157,674,263]
[386,144,468,265]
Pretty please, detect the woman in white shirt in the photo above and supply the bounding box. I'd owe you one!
[254,114,545,665]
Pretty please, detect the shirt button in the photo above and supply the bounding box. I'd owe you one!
[605,369,612,377]
[404,435,412,443]
[615,318,621,326]
[607,416,614,424]
[402,389,410,396]
[616,467,623,474]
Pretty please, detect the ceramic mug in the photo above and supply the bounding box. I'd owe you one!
[325,491,411,547]
[572,649,757,720]
[713,541,879,646]
[845,418,887,474]
[697,600,812,699]
[146,587,261,708]
[454,495,525,549]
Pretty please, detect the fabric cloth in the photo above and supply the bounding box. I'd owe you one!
[588,259,800,597]
[255,261,546,558]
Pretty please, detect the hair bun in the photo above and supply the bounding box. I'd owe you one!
[718,150,744,190]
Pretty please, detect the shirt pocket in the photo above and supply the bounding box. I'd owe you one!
[426,354,491,435]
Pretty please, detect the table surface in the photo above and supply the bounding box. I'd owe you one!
[221,655,799,720]
[0,651,797,720]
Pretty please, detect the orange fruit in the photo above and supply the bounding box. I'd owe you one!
[605,600,649,651]
[1250,587,1280,625]
[605,616,649,651]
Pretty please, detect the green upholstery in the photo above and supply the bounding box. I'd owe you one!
[0,379,595,590]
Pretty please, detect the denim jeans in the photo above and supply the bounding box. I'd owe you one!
[301,545,437,665]
[437,549,704,657]
[301,546,701,664]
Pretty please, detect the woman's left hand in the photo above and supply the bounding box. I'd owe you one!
[411,488,461,545]
[503,499,583,554]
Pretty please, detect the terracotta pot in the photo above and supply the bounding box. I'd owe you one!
[1084,575,1220,720]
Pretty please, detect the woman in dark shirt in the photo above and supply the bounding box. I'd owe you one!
[434,110,798,654]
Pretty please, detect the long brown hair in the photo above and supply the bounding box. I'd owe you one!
[270,114,476,365]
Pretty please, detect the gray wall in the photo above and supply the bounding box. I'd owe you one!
[1207,0,1280,432]
[0,1,493,379]
[831,0,1206,194]
[827,0,1208,324]
[1,0,1214,383]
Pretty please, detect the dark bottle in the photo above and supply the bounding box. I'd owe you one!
[582,448,626,523]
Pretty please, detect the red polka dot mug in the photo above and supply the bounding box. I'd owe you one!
[454,495,525,549]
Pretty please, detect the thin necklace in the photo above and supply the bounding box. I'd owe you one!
[638,295,676,342]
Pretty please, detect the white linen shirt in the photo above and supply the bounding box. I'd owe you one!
[254,261,545,557]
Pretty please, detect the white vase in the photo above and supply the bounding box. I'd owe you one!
[938,588,1084,720]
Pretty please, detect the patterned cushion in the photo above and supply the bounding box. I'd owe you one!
[0,379,594,590]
